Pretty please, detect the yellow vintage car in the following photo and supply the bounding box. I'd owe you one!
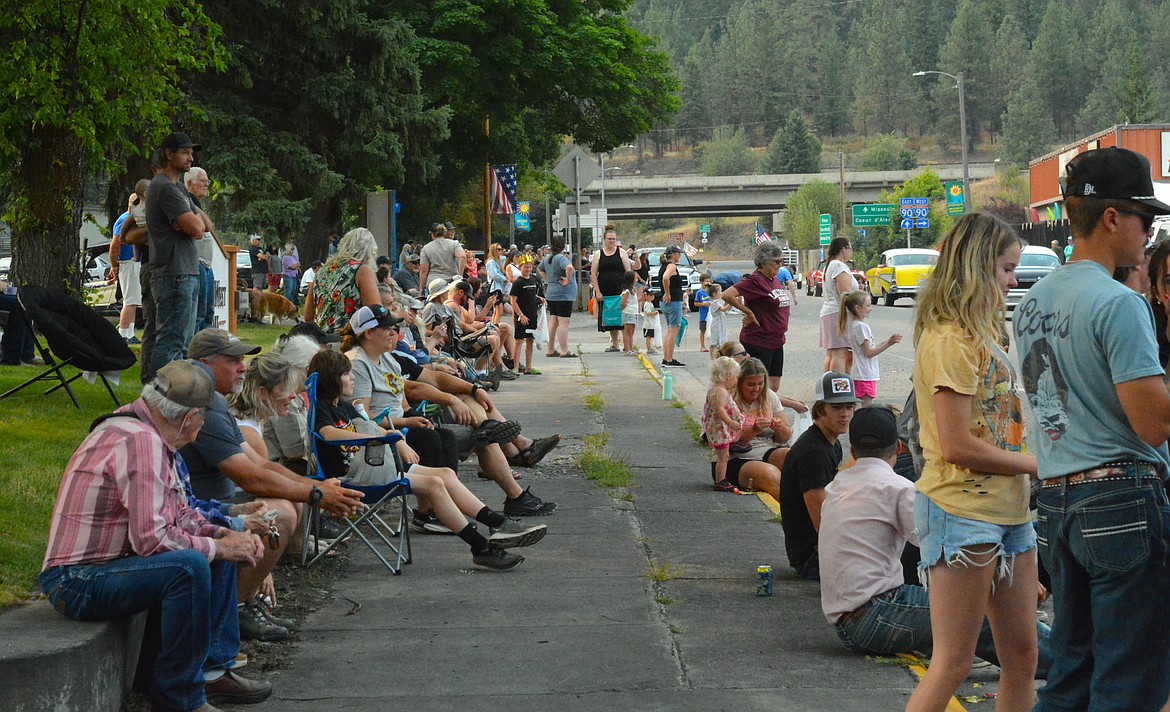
[866,248,938,306]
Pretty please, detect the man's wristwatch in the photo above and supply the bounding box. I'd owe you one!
[309,485,323,505]
[470,384,481,397]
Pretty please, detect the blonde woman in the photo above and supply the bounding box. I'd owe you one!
[304,227,381,333]
[907,213,1041,712]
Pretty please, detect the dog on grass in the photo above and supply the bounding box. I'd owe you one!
[245,288,301,325]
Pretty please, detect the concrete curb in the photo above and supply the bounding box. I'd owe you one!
[0,602,145,712]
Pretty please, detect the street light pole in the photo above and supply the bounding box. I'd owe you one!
[913,69,971,211]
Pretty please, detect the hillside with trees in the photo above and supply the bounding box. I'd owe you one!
[628,0,1170,166]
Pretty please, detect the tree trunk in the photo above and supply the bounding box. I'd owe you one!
[10,126,86,293]
[300,199,343,265]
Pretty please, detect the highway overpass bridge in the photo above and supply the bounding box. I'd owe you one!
[579,164,999,220]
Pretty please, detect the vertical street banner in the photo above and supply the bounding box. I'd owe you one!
[515,201,531,230]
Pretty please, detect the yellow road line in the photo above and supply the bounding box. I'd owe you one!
[637,353,658,376]
[896,655,968,711]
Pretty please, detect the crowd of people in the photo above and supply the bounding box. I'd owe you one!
[692,148,1170,711]
[25,138,1170,711]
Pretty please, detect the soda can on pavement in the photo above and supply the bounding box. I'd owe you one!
[756,565,773,596]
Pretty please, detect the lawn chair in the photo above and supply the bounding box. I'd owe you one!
[301,372,412,573]
[0,285,135,408]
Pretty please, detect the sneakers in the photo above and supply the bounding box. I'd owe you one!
[471,419,522,450]
[246,595,295,631]
[713,479,742,494]
[508,434,560,467]
[472,545,525,571]
[604,345,621,353]
[311,515,349,544]
[503,486,558,517]
[646,348,660,355]
[125,336,142,345]
[661,359,685,367]
[489,518,548,548]
[238,601,289,641]
[411,509,455,535]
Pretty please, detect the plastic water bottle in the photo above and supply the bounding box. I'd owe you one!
[662,369,673,400]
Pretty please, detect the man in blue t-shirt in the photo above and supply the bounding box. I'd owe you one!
[1014,147,1170,711]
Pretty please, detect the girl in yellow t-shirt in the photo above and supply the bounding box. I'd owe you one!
[906,214,1040,712]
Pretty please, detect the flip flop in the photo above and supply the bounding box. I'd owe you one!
[547,351,560,357]
[558,352,576,358]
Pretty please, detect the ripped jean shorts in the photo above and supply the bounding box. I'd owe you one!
[914,492,1036,587]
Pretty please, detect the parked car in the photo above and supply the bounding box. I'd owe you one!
[0,256,9,284]
[866,248,939,306]
[236,250,253,285]
[641,247,705,296]
[1006,245,1061,310]
[806,259,867,297]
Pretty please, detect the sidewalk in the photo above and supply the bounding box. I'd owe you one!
[268,319,920,710]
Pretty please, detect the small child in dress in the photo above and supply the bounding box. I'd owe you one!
[641,290,661,355]
[706,283,732,360]
[620,270,640,355]
[838,291,901,406]
[702,356,744,493]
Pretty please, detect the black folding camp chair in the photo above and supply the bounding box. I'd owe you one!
[0,285,135,408]
[301,372,412,573]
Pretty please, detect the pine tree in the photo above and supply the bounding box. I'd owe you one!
[764,111,822,175]
[1001,71,1058,165]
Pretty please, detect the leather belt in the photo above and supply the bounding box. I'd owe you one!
[1040,461,1163,489]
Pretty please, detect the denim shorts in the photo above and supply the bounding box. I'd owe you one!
[661,300,683,327]
[914,492,1036,583]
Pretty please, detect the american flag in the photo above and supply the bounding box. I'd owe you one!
[682,242,698,258]
[754,223,773,245]
[490,164,518,214]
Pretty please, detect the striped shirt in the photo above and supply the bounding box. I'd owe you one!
[42,399,221,570]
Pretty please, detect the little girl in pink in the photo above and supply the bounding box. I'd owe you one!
[702,356,744,493]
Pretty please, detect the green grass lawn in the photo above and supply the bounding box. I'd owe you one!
[0,321,291,608]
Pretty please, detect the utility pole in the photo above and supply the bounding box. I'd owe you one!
[839,150,847,237]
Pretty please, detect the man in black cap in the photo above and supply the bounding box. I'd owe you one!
[146,132,212,377]
[819,407,1052,676]
[779,371,859,580]
[1014,147,1170,709]
[181,329,365,641]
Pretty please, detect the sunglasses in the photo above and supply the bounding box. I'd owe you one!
[1115,207,1156,233]
[729,350,747,357]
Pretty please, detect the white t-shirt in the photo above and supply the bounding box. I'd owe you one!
[850,321,879,381]
[820,260,857,317]
[621,289,640,317]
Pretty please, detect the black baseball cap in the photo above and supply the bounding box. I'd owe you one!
[160,131,202,152]
[850,407,899,450]
[1061,147,1170,214]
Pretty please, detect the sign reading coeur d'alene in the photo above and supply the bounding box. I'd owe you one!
[699,224,711,234]
[851,203,893,227]
[819,213,832,245]
[944,181,965,215]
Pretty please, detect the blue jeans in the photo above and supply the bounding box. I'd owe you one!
[151,273,198,374]
[196,263,215,332]
[282,275,299,306]
[39,551,239,710]
[1034,477,1170,711]
[836,584,1052,678]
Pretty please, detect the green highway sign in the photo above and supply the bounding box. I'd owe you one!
[699,223,711,234]
[819,213,832,245]
[852,204,893,227]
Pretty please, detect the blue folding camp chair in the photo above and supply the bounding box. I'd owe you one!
[301,372,412,573]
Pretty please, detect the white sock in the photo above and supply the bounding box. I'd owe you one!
[204,669,225,682]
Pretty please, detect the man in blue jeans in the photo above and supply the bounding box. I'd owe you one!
[1015,147,1170,711]
[146,132,210,375]
[39,361,272,712]
[819,407,1052,675]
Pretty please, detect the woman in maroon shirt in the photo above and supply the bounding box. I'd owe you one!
[719,242,794,394]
